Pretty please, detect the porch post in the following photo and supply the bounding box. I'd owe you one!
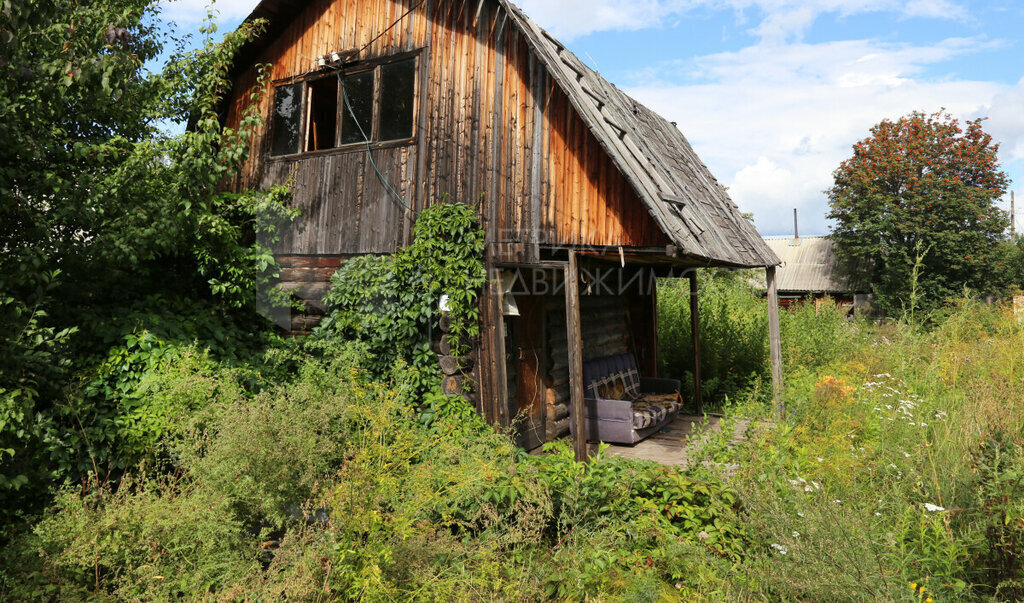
[688,270,703,415]
[491,267,510,428]
[565,251,587,462]
[766,266,784,417]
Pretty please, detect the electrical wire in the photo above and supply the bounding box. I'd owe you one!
[356,0,428,56]
[340,77,417,215]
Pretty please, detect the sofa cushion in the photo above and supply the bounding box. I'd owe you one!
[583,353,642,401]
[599,378,626,400]
[632,393,681,430]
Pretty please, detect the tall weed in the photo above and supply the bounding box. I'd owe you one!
[658,270,769,409]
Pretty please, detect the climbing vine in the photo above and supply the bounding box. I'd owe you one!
[317,202,486,394]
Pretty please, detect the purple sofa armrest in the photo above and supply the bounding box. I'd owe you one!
[583,397,633,422]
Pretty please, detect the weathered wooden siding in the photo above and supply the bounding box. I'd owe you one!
[222,0,668,259]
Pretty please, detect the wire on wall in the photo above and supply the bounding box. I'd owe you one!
[340,78,417,215]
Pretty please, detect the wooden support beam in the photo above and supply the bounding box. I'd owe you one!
[766,266,784,417]
[492,268,510,429]
[566,251,587,462]
[688,270,703,415]
[650,280,660,377]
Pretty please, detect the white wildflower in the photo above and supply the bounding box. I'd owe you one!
[923,503,945,512]
[771,543,788,555]
[792,531,801,538]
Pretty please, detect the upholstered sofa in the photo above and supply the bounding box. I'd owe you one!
[568,353,682,445]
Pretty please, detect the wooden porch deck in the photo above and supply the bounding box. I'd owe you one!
[591,413,750,468]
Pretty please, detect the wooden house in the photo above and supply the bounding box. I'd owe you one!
[221,0,783,458]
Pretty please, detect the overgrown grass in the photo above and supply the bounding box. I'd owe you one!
[1,338,746,600]
[658,270,859,411]
[5,272,1024,600]
[682,298,1024,600]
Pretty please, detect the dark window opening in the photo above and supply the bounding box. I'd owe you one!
[340,71,374,145]
[306,77,338,151]
[270,83,302,156]
[379,59,416,141]
[269,54,418,158]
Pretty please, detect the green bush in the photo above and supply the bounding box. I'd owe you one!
[184,341,373,532]
[658,270,769,410]
[780,296,860,374]
[318,202,485,394]
[26,475,257,601]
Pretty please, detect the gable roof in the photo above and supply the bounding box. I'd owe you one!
[500,3,778,268]
[762,236,851,293]
[229,0,780,268]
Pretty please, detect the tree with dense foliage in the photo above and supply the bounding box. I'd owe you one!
[0,0,294,518]
[827,110,1010,316]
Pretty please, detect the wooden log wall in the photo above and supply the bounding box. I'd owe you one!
[222,0,671,260]
[544,294,633,441]
[277,255,350,333]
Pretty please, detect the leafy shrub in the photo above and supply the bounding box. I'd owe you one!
[318,202,485,394]
[658,270,769,409]
[22,474,256,602]
[781,297,860,374]
[184,341,372,531]
[0,270,76,523]
[964,432,1024,599]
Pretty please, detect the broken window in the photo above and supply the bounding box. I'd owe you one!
[340,70,374,145]
[269,55,417,157]
[306,76,338,151]
[270,83,302,156]
[378,59,416,141]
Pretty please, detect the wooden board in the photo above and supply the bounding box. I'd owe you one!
[565,251,586,462]
[689,271,703,415]
[509,295,546,450]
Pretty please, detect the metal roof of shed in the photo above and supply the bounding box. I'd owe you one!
[762,236,851,293]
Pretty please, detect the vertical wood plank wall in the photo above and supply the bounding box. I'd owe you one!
[222,0,670,259]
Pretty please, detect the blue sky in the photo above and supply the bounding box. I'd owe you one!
[162,0,1024,236]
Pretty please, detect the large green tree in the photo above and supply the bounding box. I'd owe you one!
[0,0,292,516]
[827,110,1011,316]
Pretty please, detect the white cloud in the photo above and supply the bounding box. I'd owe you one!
[159,0,259,25]
[625,37,1006,234]
[987,77,1024,166]
[987,79,1024,235]
[515,0,967,41]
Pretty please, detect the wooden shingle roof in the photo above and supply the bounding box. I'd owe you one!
[500,1,778,268]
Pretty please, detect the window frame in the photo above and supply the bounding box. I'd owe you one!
[267,50,422,160]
